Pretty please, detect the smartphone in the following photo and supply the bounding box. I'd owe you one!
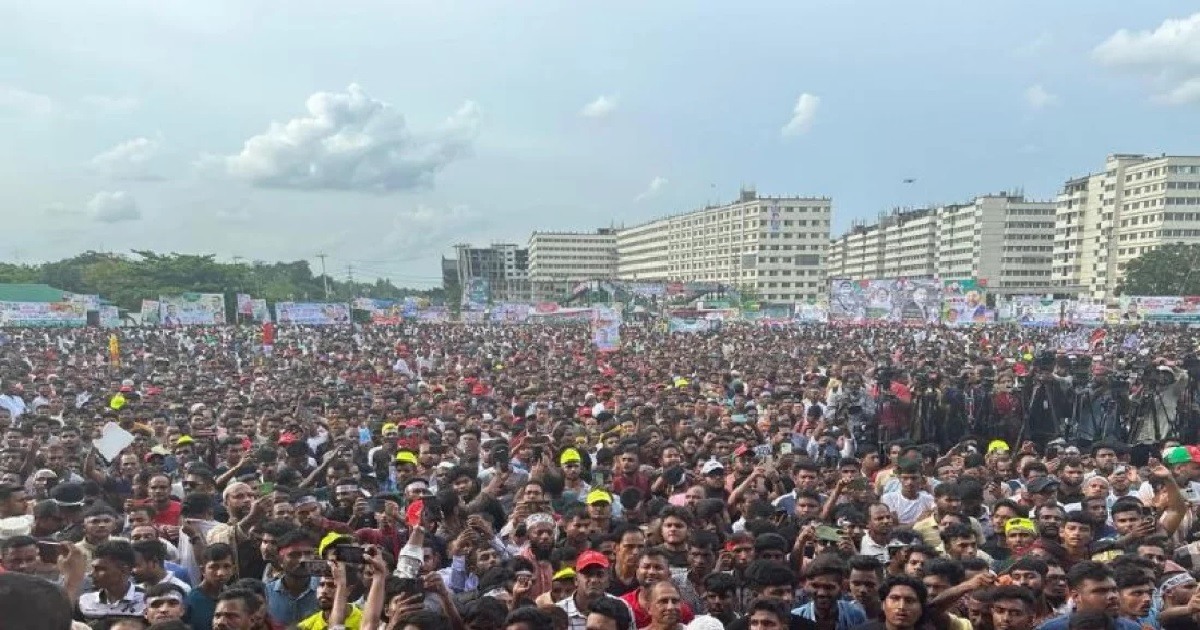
[333,546,366,564]
[37,541,63,562]
[780,442,793,455]
[258,482,276,496]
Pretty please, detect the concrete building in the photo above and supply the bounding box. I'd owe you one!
[828,194,1055,294]
[448,243,531,302]
[528,229,619,301]
[1054,154,1200,299]
[617,189,832,303]
[829,208,935,280]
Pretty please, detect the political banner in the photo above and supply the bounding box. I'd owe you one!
[236,294,253,316]
[64,293,100,311]
[159,293,226,326]
[352,297,381,311]
[1116,296,1200,324]
[592,306,622,351]
[140,300,161,325]
[463,277,490,310]
[100,306,121,328]
[794,300,829,324]
[250,299,271,323]
[275,302,351,325]
[0,302,87,328]
[999,297,1065,327]
[941,279,994,326]
[460,310,486,324]
[668,317,716,333]
[490,303,532,323]
[1065,302,1106,326]
[369,305,406,325]
[828,278,942,325]
[415,308,450,323]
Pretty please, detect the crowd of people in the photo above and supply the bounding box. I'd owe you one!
[1,321,1200,630]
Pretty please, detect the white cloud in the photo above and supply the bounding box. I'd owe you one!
[781,93,820,137]
[0,85,58,116]
[1024,84,1059,110]
[1094,12,1200,105]
[1154,76,1200,105]
[382,205,481,260]
[82,95,141,111]
[221,83,481,193]
[580,94,618,119]
[634,176,667,202]
[90,135,164,180]
[86,191,142,223]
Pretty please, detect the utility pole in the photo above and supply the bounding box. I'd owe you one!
[346,264,355,296]
[317,253,330,300]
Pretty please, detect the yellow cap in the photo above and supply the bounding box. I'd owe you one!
[394,450,418,465]
[1004,517,1036,535]
[175,435,195,446]
[560,449,582,465]
[987,439,1010,454]
[109,393,126,410]
[318,532,353,557]
[553,567,576,581]
[586,489,612,505]
[381,423,398,436]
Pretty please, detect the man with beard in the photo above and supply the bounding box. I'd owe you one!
[207,481,270,580]
[559,551,636,630]
[521,513,557,599]
[847,556,883,621]
[608,525,646,596]
[620,549,695,629]
[859,504,897,562]
[264,530,321,626]
[213,587,264,630]
[1054,458,1086,506]
[1034,504,1065,544]
[1034,561,1141,630]
[1005,557,1054,624]
[989,585,1038,630]
[299,560,362,630]
[701,573,739,625]
[793,557,866,630]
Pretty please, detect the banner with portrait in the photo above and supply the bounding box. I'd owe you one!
[0,301,87,328]
[275,302,351,325]
[941,279,994,326]
[828,278,942,325]
[159,293,226,326]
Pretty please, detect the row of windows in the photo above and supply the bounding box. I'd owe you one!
[1167,182,1200,190]
[1000,270,1052,276]
[1006,208,1055,216]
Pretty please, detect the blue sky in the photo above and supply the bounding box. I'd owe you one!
[1,1,1196,287]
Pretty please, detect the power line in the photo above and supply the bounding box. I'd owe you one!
[316,253,330,299]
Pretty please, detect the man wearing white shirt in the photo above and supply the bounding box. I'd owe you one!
[879,461,935,525]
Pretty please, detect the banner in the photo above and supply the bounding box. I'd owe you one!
[159,293,226,326]
[100,306,120,328]
[794,300,829,324]
[236,294,253,316]
[592,306,622,351]
[490,303,532,323]
[140,300,161,325]
[369,305,406,325]
[64,293,100,311]
[460,310,486,324]
[275,302,351,325]
[941,279,994,326]
[999,297,1066,327]
[463,277,490,310]
[668,317,716,333]
[0,302,87,328]
[1065,302,1106,326]
[1117,296,1200,324]
[250,299,271,323]
[828,278,942,325]
[108,333,120,366]
[415,307,450,323]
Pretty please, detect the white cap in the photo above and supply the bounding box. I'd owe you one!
[700,459,725,475]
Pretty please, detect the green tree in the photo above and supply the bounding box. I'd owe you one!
[1118,242,1200,296]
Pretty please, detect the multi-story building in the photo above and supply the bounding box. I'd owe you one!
[1054,154,1200,299]
[828,194,1055,294]
[829,208,936,280]
[617,189,832,303]
[615,218,671,282]
[528,229,619,301]
[447,243,531,302]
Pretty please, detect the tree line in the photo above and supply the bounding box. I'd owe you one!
[0,251,444,311]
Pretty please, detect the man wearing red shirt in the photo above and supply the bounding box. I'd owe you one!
[147,474,182,541]
[619,548,694,629]
[612,447,650,497]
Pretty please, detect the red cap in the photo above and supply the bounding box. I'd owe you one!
[733,444,751,458]
[576,550,610,571]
